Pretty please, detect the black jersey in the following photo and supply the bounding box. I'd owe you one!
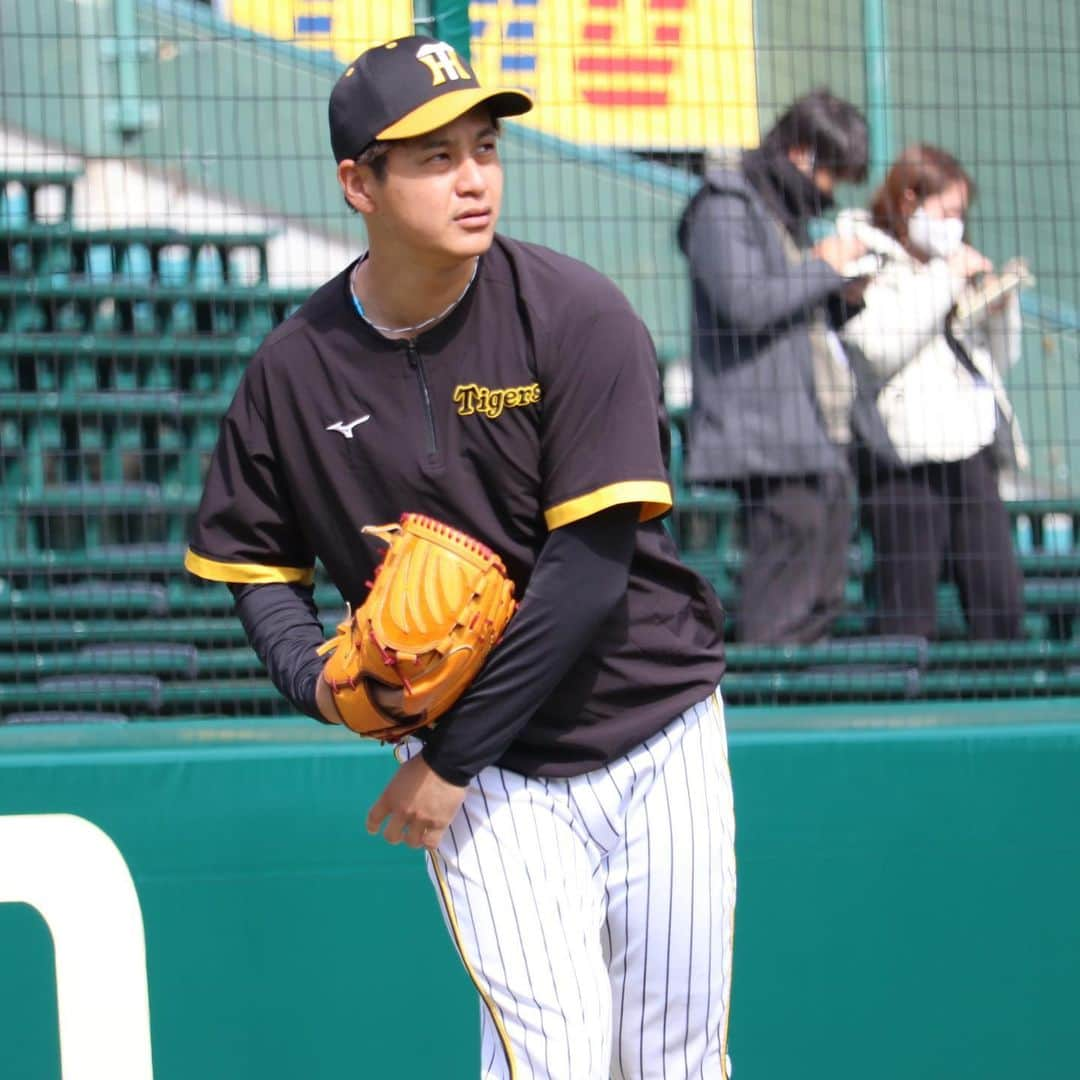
[186,236,725,776]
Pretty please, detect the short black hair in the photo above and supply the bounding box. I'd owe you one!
[761,89,869,183]
[356,140,392,181]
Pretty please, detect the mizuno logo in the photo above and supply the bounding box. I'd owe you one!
[326,415,371,439]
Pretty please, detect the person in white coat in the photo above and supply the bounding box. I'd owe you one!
[840,143,1026,639]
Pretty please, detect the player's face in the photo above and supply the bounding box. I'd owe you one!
[368,108,503,263]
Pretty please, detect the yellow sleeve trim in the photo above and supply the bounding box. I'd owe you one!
[544,480,672,530]
[184,548,316,586]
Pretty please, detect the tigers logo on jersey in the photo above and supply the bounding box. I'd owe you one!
[416,41,471,86]
[454,382,541,420]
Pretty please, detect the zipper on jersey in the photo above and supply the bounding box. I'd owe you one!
[406,342,438,456]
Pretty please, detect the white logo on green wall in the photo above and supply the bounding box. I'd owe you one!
[0,813,154,1078]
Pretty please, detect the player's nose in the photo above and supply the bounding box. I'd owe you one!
[455,155,487,195]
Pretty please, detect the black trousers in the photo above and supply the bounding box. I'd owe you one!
[733,472,852,644]
[859,448,1024,640]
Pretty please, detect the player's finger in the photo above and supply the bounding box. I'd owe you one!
[403,822,429,850]
[421,825,445,852]
[366,798,389,835]
[382,813,409,845]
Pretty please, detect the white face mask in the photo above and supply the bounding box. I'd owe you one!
[907,207,965,259]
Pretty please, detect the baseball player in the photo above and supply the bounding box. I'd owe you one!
[185,36,734,1079]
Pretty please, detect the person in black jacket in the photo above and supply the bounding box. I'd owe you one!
[678,89,871,643]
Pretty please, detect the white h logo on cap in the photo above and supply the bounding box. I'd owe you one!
[416,41,470,86]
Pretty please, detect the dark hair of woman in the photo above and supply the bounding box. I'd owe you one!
[870,143,976,241]
[760,88,870,183]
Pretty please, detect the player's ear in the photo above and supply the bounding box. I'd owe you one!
[338,160,379,215]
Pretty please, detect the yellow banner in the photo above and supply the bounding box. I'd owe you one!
[468,0,759,149]
[221,1,414,62]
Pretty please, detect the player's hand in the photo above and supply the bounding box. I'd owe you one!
[315,675,345,725]
[813,233,867,273]
[841,275,871,305]
[948,243,993,281]
[366,753,468,851]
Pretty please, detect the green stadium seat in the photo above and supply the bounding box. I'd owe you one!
[1021,578,1080,638]
[1018,552,1080,575]
[159,679,286,711]
[226,245,265,287]
[72,420,107,491]
[920,668,1080,698]
[0,168,81,226]
[162,581,343,616]
[12,482,201,511]
[0,676,163,713]
[8,301,47,334]
[53,300,87,334]
[722,667,920,704]
[0,644,198,679]
[141,355,175,390]
[927,639,1080,667]
[92,297,122,335]
[119,242,153,285]
[186,648,261,677]
[64,351,98,393]
[1023,578,1080,607]
[1,712,130,726]
[38,243,75,281]
[0,579,170,616]
[86,243,115,281]
[234,302,276,341]
[157,245,191,286]
[1007,499,1080,553]
[3,678,294,720]
[0,388,219,419]
[0,226,274,285]
[154,419,187,487]
[0,542,187,577]
[21,417,64,497]
[0,418,20,498]
[725,636,928,671]
[3,240,32,277]
[0,183,31,228]
[165,298,197,336]
[192,245,226,290]
[0,315,291,357]
[0,615,338,650]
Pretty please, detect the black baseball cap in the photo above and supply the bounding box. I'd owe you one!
[329,35,533,163]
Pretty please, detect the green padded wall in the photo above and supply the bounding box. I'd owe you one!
[2,705,1079,1080]
[0,721,476,1080]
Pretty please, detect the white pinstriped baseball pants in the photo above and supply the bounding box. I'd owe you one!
[401,690,736,1080]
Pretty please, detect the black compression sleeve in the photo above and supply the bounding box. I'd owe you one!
[419,503,640,785]
[229,582,327,721]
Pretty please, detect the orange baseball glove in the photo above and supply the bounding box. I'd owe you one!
[318,514,517,742]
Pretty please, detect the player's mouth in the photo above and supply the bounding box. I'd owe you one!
[456,208,493,230]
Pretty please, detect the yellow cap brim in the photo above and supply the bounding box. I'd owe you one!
[376,87,533,140]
